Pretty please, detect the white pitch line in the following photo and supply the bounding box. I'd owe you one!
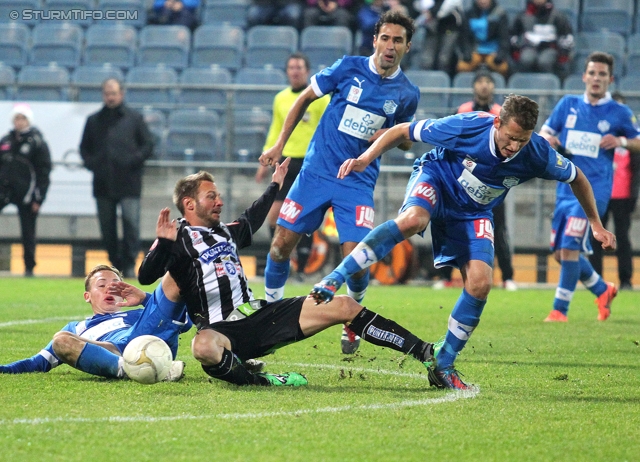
[0,387,479,426]
[0,316,84,328]
[279,362,432,380]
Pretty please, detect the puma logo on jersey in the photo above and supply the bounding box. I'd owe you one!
[353,77,365,87]
[279,198,302,224]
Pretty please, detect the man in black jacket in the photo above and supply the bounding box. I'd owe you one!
[0,104,52,277]
[80,79,154,278]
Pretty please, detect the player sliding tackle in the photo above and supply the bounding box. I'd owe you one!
[311,95,616,390]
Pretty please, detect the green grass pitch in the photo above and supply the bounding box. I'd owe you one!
[1,277,639,461]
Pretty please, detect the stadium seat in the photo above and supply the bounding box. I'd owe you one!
[625,34,640,76]
[617,76,640,113]
[573,32,626,79]
[97,0,147,28]
[580,0,634,36]
[137,25,190,70]
[232,108,271,162]
[404,70,451,115]
[125,65,178,104]
[30,23,83,68]
[178,66,232,108]
[0,22,29,68]
[245,26,298,69]
[45,0,94,26]
[552,0,579,32]
[201,0,249,28]
[300,26,353,70]
[17,64,70,101]
[0,0,40,26]
[507,72,561,113]
[166,108,222,160]
[84,24,137,69]
[72,64,124,102]
[498,0,525,23]
[450,71,506,110]
[0,62,15,99]
[141,107,166,158]
[234,66,287,109]
[191,24,244,72]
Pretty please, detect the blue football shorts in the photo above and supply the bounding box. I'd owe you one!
[276,168,375,244]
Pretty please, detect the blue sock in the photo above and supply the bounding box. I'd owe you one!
[346,271,370,303]
[75,343,121,378]
[437,289,486,370]
[264,254,289,302]
[579,255,607,296]
[553,259,579,315]
[327,220,404,285]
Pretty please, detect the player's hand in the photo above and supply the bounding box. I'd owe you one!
[338,157,368,179]
[600,134,621,150]
[109,281,146,307]
[156,207,178,241]
[540,132,561,149]
[272,157,291,189]
[592,223,616,251]
[259,146,283,167]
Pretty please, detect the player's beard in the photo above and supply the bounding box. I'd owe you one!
[195,202,220,228]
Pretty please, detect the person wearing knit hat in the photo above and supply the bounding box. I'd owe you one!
[0,103,52,276]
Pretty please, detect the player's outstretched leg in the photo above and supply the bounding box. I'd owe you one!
[310,220,405,304]
[577,255,617,321]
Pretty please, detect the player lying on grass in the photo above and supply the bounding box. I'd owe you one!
[310,94,616,390]
[137,167,442,387]
[0,264,192,381]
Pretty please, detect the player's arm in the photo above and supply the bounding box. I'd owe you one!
[259,87,318,167]
[599,134,640,153]
[369,128,412,151]
[539,126,561,149]
[138,208,179,285]
[569,167,616,251]
[338,122,411,178]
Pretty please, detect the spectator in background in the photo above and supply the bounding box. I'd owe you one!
[255,53,330,281]
[415,0,463,76]
[357,0,409,56]
[148,0,199,30]
[303,0,355,29]
[589,93,640,291]
[510,0,574,78]
[247,0,304,29]
[0,104,51,277]
[456,0,510,77]
[80,79,154,279]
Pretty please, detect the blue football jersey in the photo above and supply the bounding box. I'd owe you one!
[542,93,640,206]
[306,55,419,190]
[409,112,577,218]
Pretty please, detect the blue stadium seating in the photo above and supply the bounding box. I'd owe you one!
[404,70,451,115]
[84,24,137,69]
[245,26,298,69]
[0,62,15,99]
[166,108,222,160]
[625,34,640,75]
[553,0,579,32]
[97,0,147,28]
[580,0,634,36]
[72,64,124,102]
[233,66,287,109]
[232,108,271,162]
[125,65,178,104]
[141,107,166,158]
[45,0,94,27]
[450,71,506,109]
[138,25,190,70]
[30,23,83,68]
[573,32,626,79]
[191,24,244,71]
[17,64,70,100]
[617,76,640,113]
[0,0,40,26]
[0,22,29,68]
[201,0,249,28]
[507,72,561,113]
[300,26,352,70]
[178,66,232,107]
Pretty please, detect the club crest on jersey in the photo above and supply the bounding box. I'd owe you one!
[279,198,302,224]
[502,176,520,188]
[597,120,610,133]
[564,217,587,237]
[347,85,363,104]
[190,231,203,246]
[463,157,477,171]
[474,218,494,243]
[565,114,577,129]
[355,205,374,228]
[383,100,397,115]
[411,182,437,206]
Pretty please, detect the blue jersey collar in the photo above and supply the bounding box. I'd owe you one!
[368,55,402,79]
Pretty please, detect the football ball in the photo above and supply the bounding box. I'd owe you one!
[122,335,172,384]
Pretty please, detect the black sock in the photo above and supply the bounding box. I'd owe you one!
[296,233,313,273]
[348,308,432,362]
[201,348,268,386]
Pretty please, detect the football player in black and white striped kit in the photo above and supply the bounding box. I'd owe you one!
[138,162,441,387]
